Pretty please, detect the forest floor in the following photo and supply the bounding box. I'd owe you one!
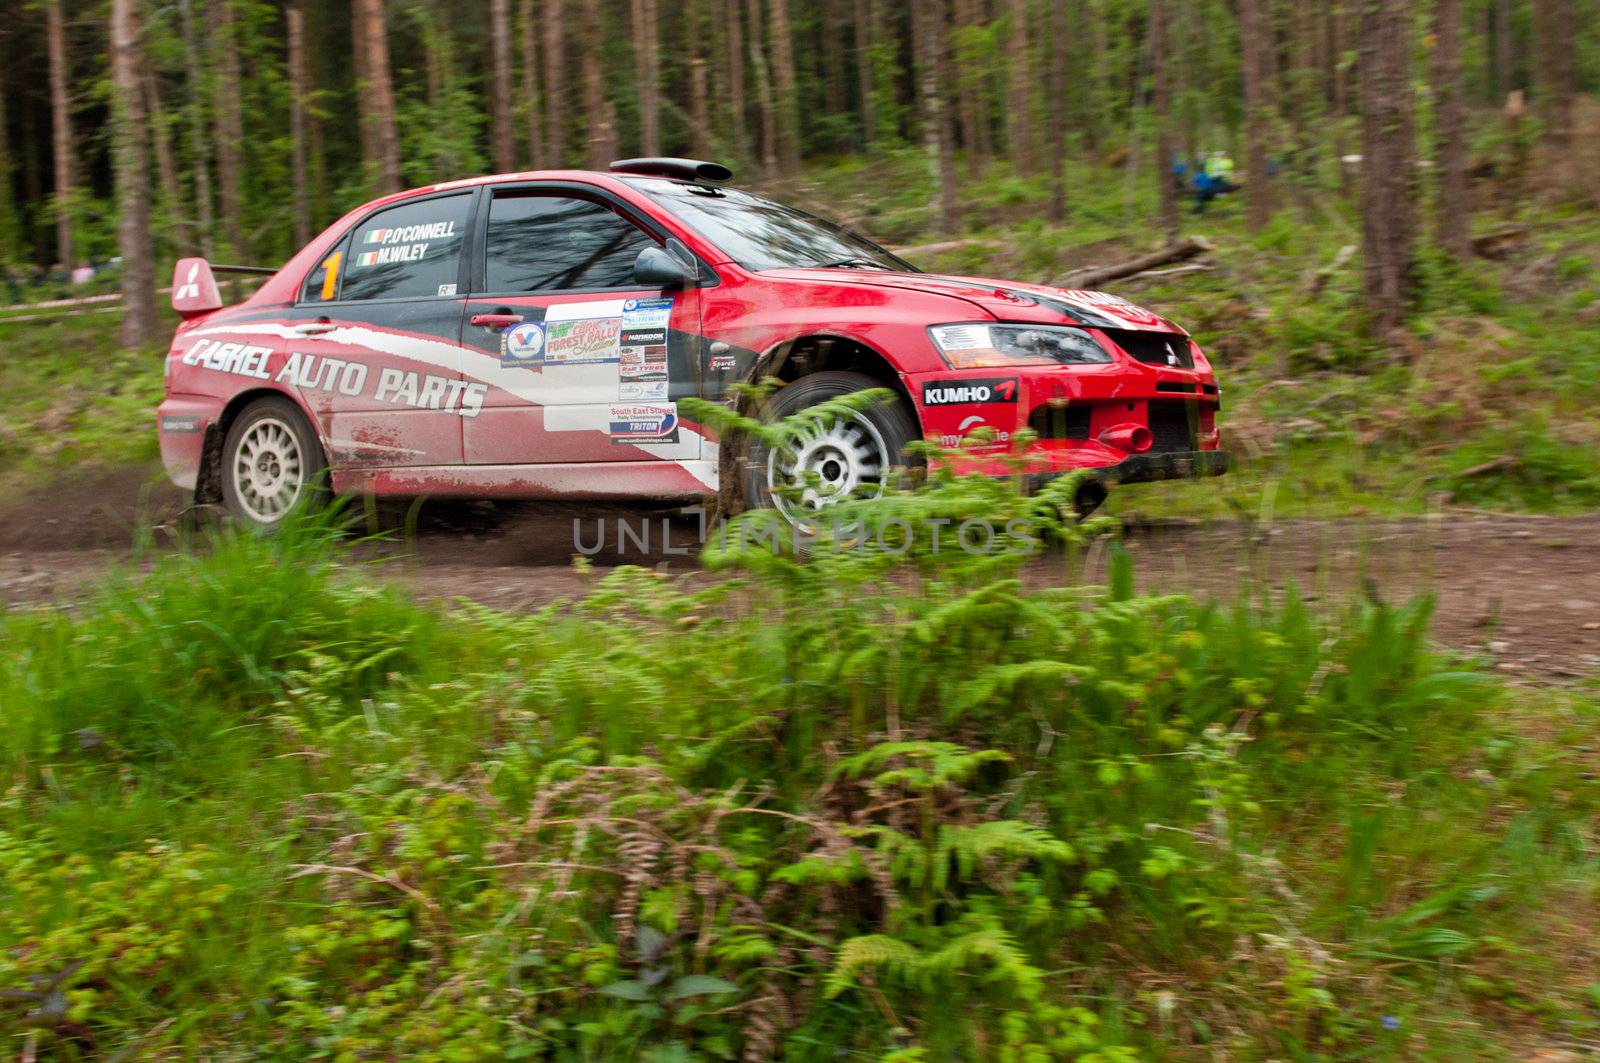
[4,470,1599,682]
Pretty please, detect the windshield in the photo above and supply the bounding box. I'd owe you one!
[625,178,913,273]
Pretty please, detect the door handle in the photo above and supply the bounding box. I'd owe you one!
[292,319,337,336]
[471,312,524,331]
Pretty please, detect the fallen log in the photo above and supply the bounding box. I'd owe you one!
[1055,236,1214,289]
[1304,244,1357,300]
[1472,224,1528,259]
[889,238,999,258]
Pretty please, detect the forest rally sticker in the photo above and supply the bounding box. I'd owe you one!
[545,317,620,363]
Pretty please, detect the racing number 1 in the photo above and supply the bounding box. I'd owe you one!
[318,251,342,302]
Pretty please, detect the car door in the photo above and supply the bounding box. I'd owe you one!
[284,189,477,469]
[459,185,703,466]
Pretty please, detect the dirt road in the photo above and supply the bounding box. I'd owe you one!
[3,468,1598,679]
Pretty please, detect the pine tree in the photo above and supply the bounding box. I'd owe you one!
[1430,0,1471,259]
[544,0,566,163]
[769,0,800,170]
[1358,0,1419,334]
[632,0,661,155]
[46,0,73,270]
[1152,0,1179,240]
[912,0,958,233]
[519,0,544,167]
[287,0,312,246]
[1238,0,1275,230]
[489,0,515,171]
[210,0,247,256]
[110,0,158,345]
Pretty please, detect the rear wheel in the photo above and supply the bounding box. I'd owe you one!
[220,396,328,529]
[742,371,919,530]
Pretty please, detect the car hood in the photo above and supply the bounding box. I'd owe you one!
[764,268,1187,334]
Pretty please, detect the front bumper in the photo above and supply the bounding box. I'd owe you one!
[1025,449,1230,490]
[1093,449,1230,484]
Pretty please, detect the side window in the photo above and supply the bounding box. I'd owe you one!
[484,193,658,293]
[301,244,346,304]
[337,194,472,302]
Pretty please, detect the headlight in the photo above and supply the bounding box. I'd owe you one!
[927,323,1113,369]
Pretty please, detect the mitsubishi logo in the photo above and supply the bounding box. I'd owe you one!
[175,262,201,301]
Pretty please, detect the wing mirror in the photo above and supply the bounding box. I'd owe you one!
[633,246,696,289]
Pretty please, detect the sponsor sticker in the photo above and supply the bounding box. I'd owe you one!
[1056,289,1165,329]
[618,381,669,401]
[621,296,673,330]
[609,403,679,443]
[160,414,204,434]
[709,354,738,372]
[437,283,457,297]
[619,343,668,382]
[545,317,620,363]
[920,377,1020,406]
[501,321,548,367]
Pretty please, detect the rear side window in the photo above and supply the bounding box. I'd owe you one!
[335,194,472,302]
[484,193,658,293]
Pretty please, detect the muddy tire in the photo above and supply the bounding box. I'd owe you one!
[741,371,919,529]
[220,396,328,530]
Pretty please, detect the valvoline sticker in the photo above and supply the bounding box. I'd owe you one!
[501,322,547,367]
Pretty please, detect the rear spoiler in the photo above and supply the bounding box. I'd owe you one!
[170,258,277,318]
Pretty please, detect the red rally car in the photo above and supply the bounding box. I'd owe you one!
[158,158,1227,529]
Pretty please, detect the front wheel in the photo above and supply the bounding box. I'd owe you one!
[220,396,328,529]
[741,371,919,529]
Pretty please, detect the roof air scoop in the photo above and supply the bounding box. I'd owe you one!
[609,158,734,184]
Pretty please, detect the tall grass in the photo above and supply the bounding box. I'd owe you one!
[1,465,1595,1060]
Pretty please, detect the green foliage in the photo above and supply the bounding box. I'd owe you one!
[3,446,1594,1058]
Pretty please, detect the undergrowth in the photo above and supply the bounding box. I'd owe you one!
[2,445,1597,1060]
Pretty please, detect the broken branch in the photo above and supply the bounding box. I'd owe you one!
[1056,236,1215,289]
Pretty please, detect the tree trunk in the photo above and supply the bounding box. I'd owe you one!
[1151,0,1178,241]
[141,51,189,256]
[1358,0,1419,335]
[1493,0,1513,100]
[287,0,312,247]
[687,0,710,156]
[110,0,158,346]
[176,0,214,257]
[579,0,613,167]
[1048,0,1066,222]
[725,0,748,158]
[853,0,875,148]
[1430,0,1470,260]
[519,0,543,167]
[1005,0,1033,174]
[489,0,515,171]
[0,53,17,255]
[768,0,800,171]
[746,0,778,173]
[1531,0,1576,180]
[1238,0,1274,230]
[1331,0,1351,199]
[46,0,73,270]
[544,0,566,162]
[210,0,247,256]
[953,0,983,177]
[631,0,661,156]
[355,0,402,192]
[911,0,958,233]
